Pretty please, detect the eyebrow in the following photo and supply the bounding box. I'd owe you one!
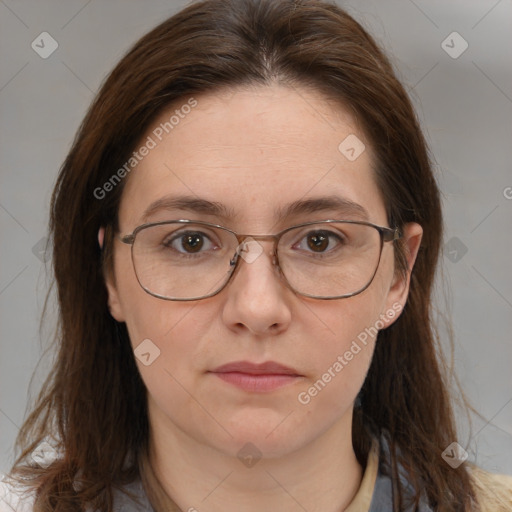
[139,194,369,224]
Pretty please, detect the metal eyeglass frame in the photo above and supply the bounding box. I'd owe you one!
[118,219,402,301]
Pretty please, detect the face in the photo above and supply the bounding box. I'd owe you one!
[104,84,422,460]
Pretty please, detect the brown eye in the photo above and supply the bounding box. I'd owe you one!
[295,230,344,254]
[181,233,204,253]
[164,230,214,255]
[307,232,329,252]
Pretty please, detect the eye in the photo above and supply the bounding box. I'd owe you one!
[164,230,217,254]
[294,230,345,254]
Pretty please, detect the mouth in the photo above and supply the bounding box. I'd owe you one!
[208,361,304,392]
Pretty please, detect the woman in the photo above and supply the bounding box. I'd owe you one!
[2,0,511,511]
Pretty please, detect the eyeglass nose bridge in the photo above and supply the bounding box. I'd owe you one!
[231,233,281,267]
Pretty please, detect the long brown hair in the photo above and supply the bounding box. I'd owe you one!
[8,0,485,510]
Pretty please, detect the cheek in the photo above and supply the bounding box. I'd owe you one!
[123,299,211,433]
[122,297,207,374]
[298,294,381,402]
[113,247,174,340]
[112,248,209,382]
[298,251,396,411]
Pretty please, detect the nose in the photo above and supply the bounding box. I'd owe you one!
[221,238,292,336]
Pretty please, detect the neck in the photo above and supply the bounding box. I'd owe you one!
[145,405,364,512]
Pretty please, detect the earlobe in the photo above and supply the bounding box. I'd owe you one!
[105,277,126,323]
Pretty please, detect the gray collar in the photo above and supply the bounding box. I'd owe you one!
[369,435,433,512]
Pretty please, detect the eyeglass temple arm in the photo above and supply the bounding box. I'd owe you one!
[119,234,135,245]
[382,227,402,242]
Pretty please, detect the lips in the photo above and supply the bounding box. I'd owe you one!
[210,361,301,376]
[209,361,303,392]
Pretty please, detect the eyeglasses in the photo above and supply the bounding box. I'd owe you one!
[118,219,401,301]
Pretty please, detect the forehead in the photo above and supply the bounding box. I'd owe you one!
[117,84,387,231]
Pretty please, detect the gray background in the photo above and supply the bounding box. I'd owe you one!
[1,0,511,477]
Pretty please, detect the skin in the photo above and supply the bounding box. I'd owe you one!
[104,84,423,512]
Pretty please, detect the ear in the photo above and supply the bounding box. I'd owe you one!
[98,226,105,249]
[382,222,423,326]
[99,226,126,323]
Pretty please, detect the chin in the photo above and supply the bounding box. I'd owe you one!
[202,413,314,460]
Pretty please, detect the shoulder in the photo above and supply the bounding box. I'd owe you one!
[0,473,151,512]
[0,476,36,512]
[468,465,512,511]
